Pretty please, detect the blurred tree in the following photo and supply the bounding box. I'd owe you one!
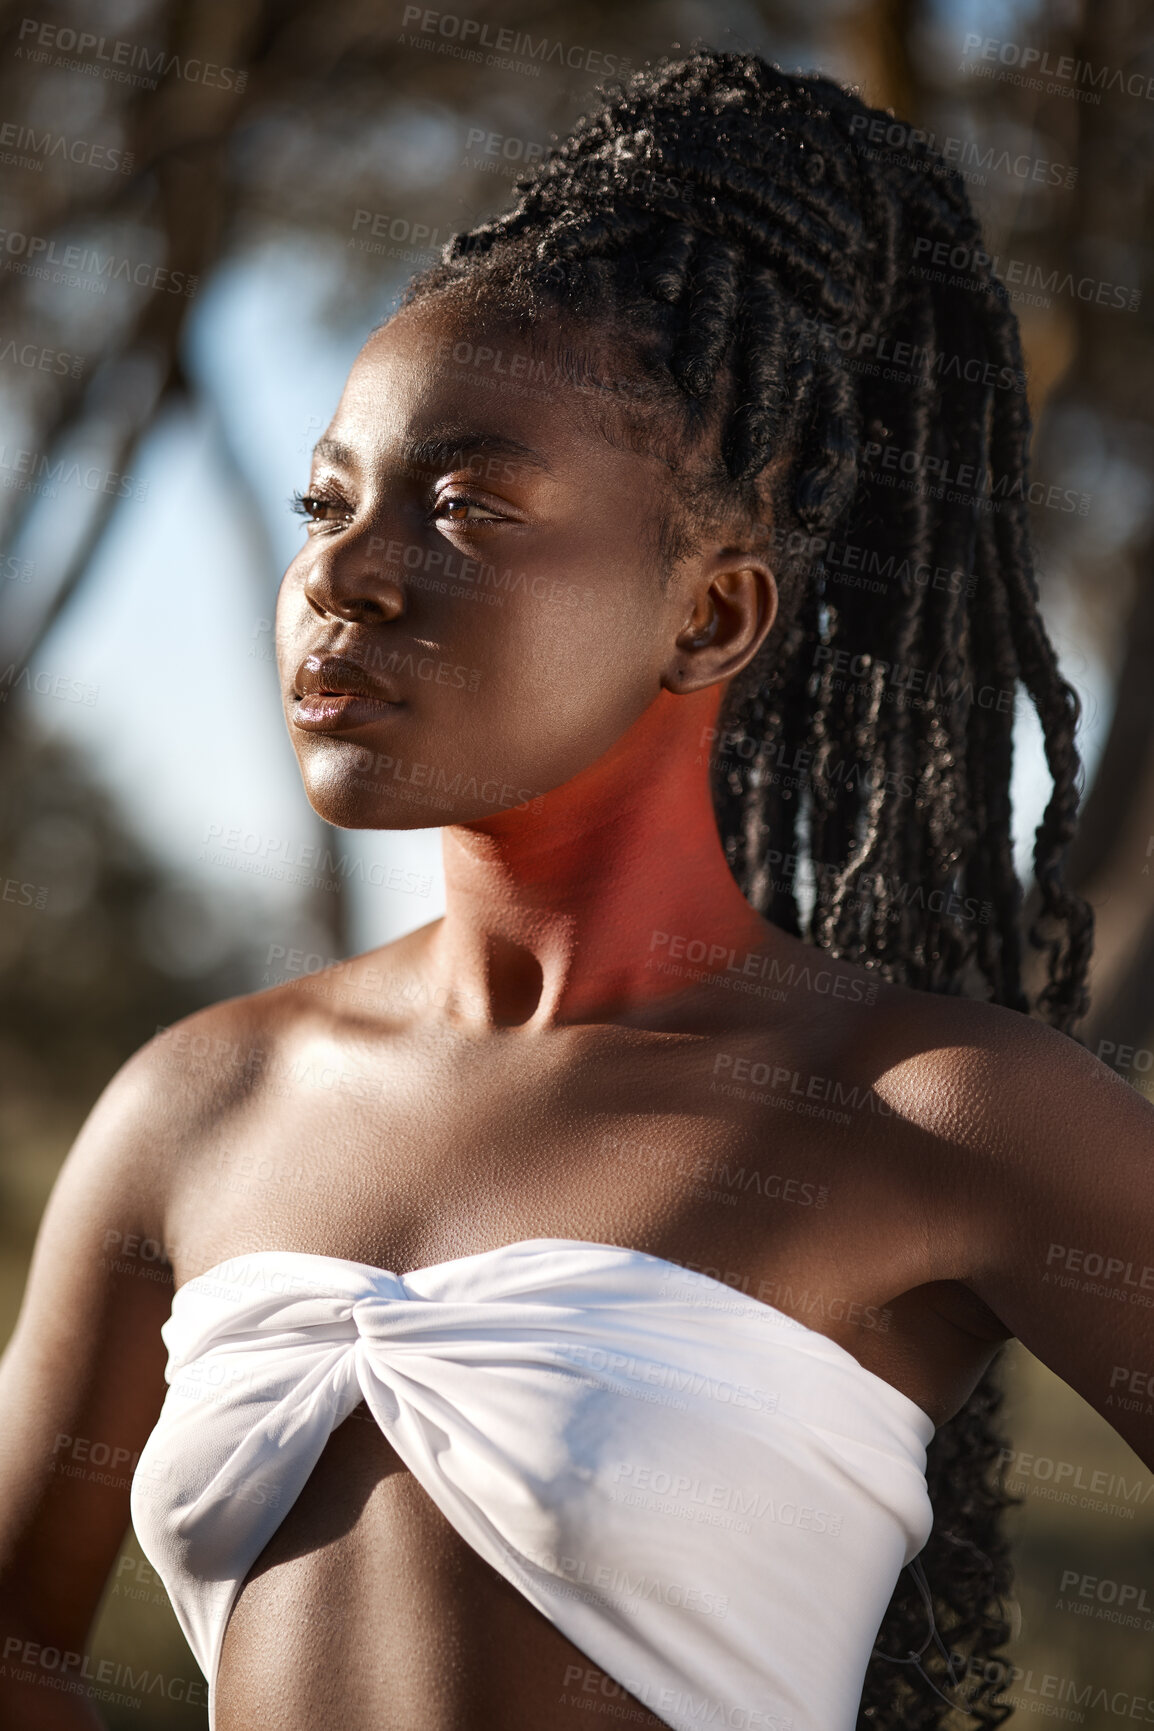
[1,3,1152,1728]
[864,0,1154,1067]
[0,720,262,1232]
[0,0,1149,1114]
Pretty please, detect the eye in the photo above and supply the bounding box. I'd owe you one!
[434,493,505,526]
[290,488,354,529]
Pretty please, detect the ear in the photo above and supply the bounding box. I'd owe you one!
[660,552,779,696]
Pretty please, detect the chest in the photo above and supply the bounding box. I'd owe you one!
[164,1017,925,1341]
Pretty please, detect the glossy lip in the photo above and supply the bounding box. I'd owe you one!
[291,652,404,733]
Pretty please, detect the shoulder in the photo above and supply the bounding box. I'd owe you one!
[861,982,1130,1169]
[158,926,424,1062]
[868,987,1154,1469]
[70,926,434,1211]
[858,981,1154,1298]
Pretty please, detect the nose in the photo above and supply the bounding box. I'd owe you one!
[300,524,406,626]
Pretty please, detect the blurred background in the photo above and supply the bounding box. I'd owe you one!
[0,0,1152,1724]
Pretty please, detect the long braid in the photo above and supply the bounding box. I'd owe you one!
[401,51,1095,1726]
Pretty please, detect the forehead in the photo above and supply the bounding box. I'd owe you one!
[326,296,674,477]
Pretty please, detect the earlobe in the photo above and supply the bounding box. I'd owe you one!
[663,558,777,695]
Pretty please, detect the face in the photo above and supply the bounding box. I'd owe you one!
[276,295,774,831]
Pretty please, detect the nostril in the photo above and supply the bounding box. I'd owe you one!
[336,596,402,628]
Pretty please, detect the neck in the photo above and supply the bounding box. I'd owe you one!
[423,685,775,1028]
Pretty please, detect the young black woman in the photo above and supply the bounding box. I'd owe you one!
[1,50,1150,1731]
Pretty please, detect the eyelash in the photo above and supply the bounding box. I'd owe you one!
[288,488,505,529]
[289,489,352,527]
[435,493,505,525]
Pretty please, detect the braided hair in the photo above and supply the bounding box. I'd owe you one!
[401,50,1095,1727]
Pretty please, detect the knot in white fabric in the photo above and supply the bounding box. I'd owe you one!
[130,1238,936,1731]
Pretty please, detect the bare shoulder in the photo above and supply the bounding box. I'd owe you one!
[28,921,425,1214]
[857,978,1137,1172]
[152,921,437,1096]
[854,978,1154,1459]
[0,923,443,1663]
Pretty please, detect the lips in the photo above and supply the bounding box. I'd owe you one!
[292,652,403,733]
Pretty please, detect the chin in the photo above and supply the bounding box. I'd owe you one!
[295,733,555,831]
[301,768,451,832]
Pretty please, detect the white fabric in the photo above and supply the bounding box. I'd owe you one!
[130,1237,935,1731]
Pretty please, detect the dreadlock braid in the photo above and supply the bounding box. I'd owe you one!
[400,49,1096,1727]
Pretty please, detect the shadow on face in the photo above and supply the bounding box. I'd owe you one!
[276,295,777,834]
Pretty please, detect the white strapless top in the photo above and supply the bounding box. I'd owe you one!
[129,1237,935,1731]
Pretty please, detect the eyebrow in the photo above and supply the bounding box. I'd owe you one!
[403,430,553,476]
[310,430,552,476]
[312,436,357,468]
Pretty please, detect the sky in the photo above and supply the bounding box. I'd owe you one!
[26,233,1113,967]
[31,239,445,960]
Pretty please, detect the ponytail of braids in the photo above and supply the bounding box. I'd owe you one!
[402,50,1094,1727]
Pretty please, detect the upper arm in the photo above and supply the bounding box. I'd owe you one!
[0,1034,179,1648]
[924,1015,1154,1471]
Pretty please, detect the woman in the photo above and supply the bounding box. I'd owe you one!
[0,48,1150,1731]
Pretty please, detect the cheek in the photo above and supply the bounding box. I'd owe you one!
[461,591,661,782]
[274,563,310,675]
